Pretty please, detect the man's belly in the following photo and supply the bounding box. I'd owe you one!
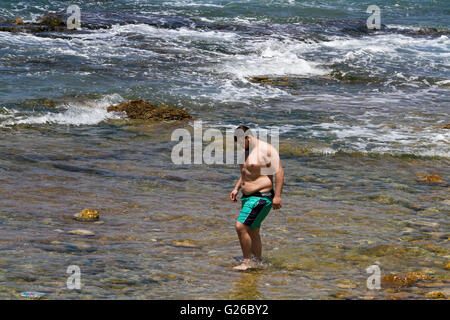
[241,175,273,195]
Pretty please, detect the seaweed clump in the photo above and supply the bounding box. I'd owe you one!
[107,99,193,121]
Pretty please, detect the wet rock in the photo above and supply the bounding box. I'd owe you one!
[248,76,269,83]
[73,209,99,222]
[247,76,300,88]
[381,271,431,288]
[0,13,67,33]
[13,17,24,25]
[38,14,65,30]
[415,173,446,184]
[69,229,95,236]
[107,100,193,121]
[425,291,446,299]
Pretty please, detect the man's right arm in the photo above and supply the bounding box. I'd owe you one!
[230,167,243,202]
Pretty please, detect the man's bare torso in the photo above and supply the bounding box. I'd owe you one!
[240,140,274,195]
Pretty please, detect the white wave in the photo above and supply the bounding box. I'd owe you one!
[162,1,225,8]
[1,94,124,127]
[326,34,450,67]
[204,78,291,104]
[110,23,238,42]
[386,24,422,31]
[218,38,328,79]
[309,121,450,157]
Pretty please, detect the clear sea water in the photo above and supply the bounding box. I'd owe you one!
[0,0,448,299]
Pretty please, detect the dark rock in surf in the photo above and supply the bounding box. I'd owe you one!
[38,14,65,31]
[0,14,66,33]
[107,100,193,121]
[247,76,300,88]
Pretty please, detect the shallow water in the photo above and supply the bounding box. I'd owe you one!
[0,0,449,299]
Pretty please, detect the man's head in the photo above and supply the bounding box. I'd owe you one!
[234,125,252,150]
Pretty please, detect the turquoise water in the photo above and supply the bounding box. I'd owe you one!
[0,1,449,299]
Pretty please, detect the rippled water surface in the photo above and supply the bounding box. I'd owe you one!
[0,0,449,299]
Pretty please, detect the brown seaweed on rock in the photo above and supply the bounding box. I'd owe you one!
[0,14,66,33]
[415,173,446,184]
[381,272,431,288]
[107,99,193,121]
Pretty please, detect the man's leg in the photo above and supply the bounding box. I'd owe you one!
[248,227,262,261]
[233,222,253,270]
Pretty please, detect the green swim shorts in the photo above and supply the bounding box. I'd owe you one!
[237,190,274,229]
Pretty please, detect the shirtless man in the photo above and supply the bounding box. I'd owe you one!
[230,125,284,271]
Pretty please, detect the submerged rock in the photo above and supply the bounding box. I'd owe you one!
[415,173,445,184]
[335,280,357,289]
[69,229,95,236]
[171,240,201,249]
[73,209,99,222]
[246,76,300,88]
[107,100,193,121]
[386,292,412,300]
[425,291,446,299]
[381,271,431,288]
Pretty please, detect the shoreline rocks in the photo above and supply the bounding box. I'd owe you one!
[107,99,193,121]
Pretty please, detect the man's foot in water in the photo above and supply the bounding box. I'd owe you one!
[232,259,253,271]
